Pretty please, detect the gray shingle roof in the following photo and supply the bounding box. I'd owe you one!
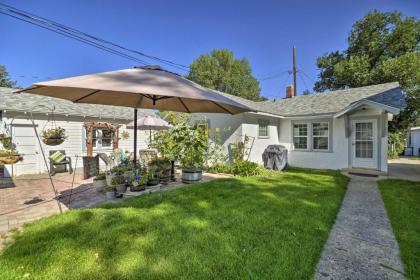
[217,82,405,117]
[0,87,152,120]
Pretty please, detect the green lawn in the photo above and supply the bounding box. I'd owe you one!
[378,179,420,280]
[0,169,348,280]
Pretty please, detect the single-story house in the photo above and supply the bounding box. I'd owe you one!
[198,82,405,173]
[0,82,406,177]
[405,127,420,156]
[0,87,152,177]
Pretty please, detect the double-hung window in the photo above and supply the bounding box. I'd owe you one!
[312,122,329,150]
[92,128,114,149]
[293,123,308,149]
[258,120,269,138]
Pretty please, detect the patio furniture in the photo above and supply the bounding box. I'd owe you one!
[49,150,73,176]
[97,152,115,171]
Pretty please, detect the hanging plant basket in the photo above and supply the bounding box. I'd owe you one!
[42,127,67,146]
[42,138,65,146]
[0,133,12,149]
[0,150,23,165]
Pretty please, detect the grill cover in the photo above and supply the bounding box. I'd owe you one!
[262,145,288,171]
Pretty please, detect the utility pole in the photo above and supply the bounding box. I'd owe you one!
[293,46,297,96]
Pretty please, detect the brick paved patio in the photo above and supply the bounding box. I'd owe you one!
[0,170,229,234]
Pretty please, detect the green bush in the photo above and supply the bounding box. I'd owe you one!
[206,163,232,174]
[94,173,106,181]
[231,160,261,176]
[388,132,405,159]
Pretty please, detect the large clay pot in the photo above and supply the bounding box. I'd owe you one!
[181,169,203,184]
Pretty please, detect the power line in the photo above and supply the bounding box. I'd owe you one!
[0,9,150,66]
[297,72,310,92]
[257,70,290,82]
[0,3,189,72]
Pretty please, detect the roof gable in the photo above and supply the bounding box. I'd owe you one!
[216,82,405,117]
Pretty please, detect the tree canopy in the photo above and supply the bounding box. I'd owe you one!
[0,65,17,88]
[314,11,420,131]
[187,49,262,101]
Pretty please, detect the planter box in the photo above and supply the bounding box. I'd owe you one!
[105,191,115,200]
[115,184,127,193]
[105,174,116,186]
[182,169,202,184]
[93,179,106,192]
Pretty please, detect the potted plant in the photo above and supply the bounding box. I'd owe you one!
[147,165,160,186]
[41,127,67,146]
[159,160,172,185]
[106,165,124,186]
[112,175,127,193]
[0,133,12,149]
[180,125,207,184]
[0,149,23,165]
[93,173,106,192]
[104,185,115,200]
[130,173,148,192]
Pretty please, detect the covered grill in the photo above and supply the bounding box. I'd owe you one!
[262,145,288,171]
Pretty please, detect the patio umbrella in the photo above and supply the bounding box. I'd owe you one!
[126,115,170,143]
[16,65,253,162]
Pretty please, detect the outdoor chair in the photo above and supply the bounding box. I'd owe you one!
[97,152,115,171]
[49,150,73,176]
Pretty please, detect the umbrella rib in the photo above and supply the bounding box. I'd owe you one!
[178,98,191,113]
[210,101,234,115]
[73,90,102,103]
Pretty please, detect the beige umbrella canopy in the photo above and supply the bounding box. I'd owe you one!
[16,65,252,114]
[126,115,170,143]
[16,65,253,162]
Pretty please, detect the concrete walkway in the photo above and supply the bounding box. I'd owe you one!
[315,175,405,280]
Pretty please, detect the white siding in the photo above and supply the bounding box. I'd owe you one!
[205,108,388,172]
[1,113,149,177]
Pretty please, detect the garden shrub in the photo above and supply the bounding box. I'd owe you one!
[388,132,405,159]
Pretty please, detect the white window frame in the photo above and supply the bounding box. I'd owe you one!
[293,123,309,150]
[291,119,332,152]
[258,120,270,139]
[312,122,329,151]
[92,128,114,150]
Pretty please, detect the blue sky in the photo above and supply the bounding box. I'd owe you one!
[1,0,418,99]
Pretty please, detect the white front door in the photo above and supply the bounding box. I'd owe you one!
[351,119,378,169]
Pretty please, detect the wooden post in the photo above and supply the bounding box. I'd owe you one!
[293,46,297,97]
[113,126,119,151]
[86,125,93,156]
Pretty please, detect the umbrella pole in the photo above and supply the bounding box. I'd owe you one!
[133,108,138,164]
[149,127,152,144]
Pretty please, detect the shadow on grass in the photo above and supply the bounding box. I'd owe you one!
[0,169,348,280]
